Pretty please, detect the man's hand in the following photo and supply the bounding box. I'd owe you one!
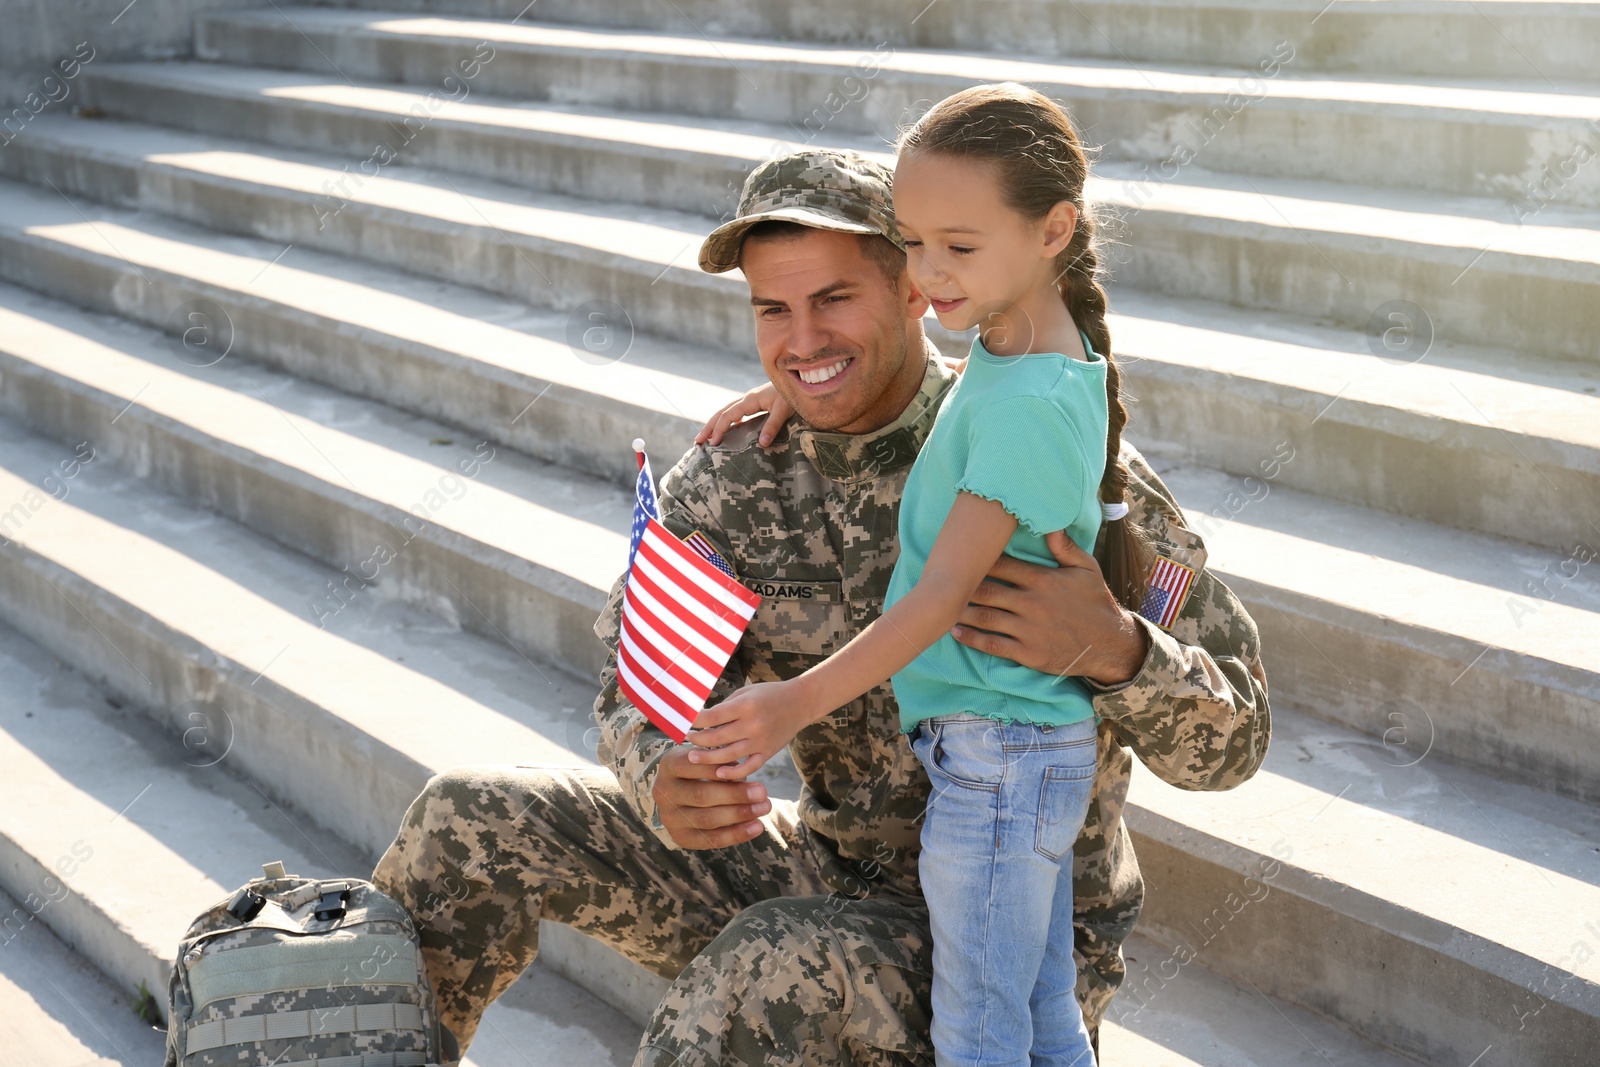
[652,746,771,849]
[951,530,1151,686]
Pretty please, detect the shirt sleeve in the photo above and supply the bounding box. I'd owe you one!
[955,394,1096,538]
[1086,448,1271,791]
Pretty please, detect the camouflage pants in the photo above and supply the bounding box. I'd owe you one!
[371,765,1099,1067]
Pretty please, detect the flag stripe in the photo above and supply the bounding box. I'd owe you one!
[619,636,709,729]
[640,524,747,615]
[617,655,695,736]
[652,521,752,604]
[627,588,727,686]
[618,656,693,728]
[619,612,715,707]
[622,594,720,691]
[618,622,703,722]
[1163,568,1194,627]
[633,549,745,654]
[1167,562,1194,627]
[626,564,730,675]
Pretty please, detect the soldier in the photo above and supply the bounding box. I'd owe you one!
[372,148,1270,1066]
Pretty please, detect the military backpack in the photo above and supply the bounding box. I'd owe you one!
[162,861,455,1067]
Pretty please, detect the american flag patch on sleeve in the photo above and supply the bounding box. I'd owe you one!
[683,530,736,579]
[1138,554,1198,631]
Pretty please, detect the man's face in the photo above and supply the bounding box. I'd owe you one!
[741,228,929,434]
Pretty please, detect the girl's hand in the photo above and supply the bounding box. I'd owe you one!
[687,680,810,778]
[941,355,969,375]
[695,381,793,447]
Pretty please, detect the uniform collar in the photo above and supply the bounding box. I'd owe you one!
[790,344,954,484]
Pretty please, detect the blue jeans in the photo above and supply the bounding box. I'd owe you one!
[909,711,1099,1067]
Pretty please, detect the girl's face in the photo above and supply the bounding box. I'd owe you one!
[892,150,1075,339]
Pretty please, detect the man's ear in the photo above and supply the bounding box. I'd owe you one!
[903,271,931,320]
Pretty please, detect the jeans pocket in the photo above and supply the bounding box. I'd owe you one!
[1034,764,1095,861]
[916,718,1005,793]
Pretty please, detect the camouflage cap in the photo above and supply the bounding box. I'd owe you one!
[699,148,903,274]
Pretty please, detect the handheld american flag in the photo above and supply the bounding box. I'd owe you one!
[618,440,760,743]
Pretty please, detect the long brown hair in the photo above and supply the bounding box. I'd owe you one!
[897,81,1153,609]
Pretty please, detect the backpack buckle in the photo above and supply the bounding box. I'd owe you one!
[314,887,349,922]
[227,887,266,923]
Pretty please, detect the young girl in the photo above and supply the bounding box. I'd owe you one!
[688,82,1152,1067]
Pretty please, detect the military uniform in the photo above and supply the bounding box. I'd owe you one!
[371,352,1270,1066]
[371,146,1269,1066]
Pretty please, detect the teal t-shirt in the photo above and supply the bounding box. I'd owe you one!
[885,328,1110,734]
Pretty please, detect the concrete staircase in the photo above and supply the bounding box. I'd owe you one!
[0,1,1596,1064]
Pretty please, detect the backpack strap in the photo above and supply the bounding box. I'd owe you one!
[185,1003,426,1054]
[267,1053,429,1067]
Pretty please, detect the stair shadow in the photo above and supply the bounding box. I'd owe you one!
[0,888,167,1066]
[1231,708,1600,891]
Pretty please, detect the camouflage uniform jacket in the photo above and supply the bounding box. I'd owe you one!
[592,350,1271,1012]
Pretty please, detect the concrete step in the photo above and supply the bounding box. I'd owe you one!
[0,113,757,354]
[0,239,1596,802]
[75,61,774,220]
[0,620,649,1062]
[188,8,1600,209]
[0,409,695,1027]
[0,264,641,682]
[0,623,371,1016]
[1100,932,1423,1066]
[1095,160,1600,372]
[0,136,754,487]
[1125,705,1600,1065]
[1151,456,1600,803]
[0,115,761,369]
[0,370,1572,1064]
[0,149,1596,557]
[11,99,1600,375]
[0,887,167,1067]
[1107,286,1600,556]
[314,0,1600,83]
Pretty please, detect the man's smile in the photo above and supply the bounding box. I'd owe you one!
[790,357,856,392]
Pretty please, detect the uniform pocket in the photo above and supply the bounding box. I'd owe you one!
[743,579,848,657]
